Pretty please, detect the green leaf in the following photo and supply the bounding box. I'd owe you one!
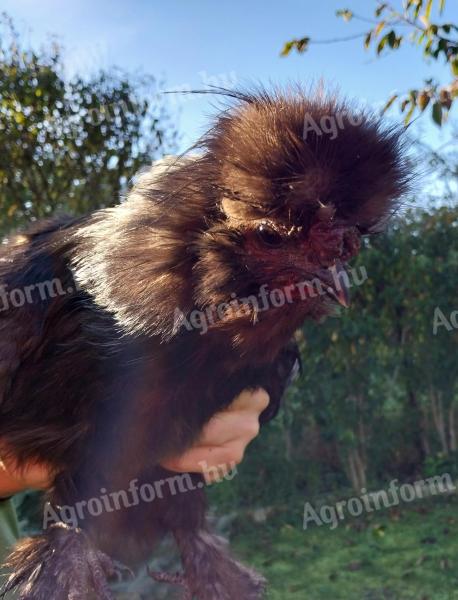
[424,0,433,22]
[382,93,398,113]
[452,56,458,77]
[404,102,416,125]
[295,37,310,53]
[423,38,434,55]
[432,101,443,126]
[387,31,402,49]
[280,41,294,57]
[439,0,446,14]
[375,3,388,17]
[413,0,424,19]
[377,33,389,54]
[400,98,410,112]
[394,34,403,49]
[364,31,372,49]
[418,30,426,44]
[281,38,310,56]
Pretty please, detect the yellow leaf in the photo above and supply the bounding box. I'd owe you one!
[425,0,433,21]
[375,21,386,37]
[7,204,18,217]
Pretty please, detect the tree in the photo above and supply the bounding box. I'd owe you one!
[235,206,458,498]
[281,0,458,126]
[0,14,176,235]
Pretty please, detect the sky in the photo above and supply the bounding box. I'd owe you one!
[1,0,455,156]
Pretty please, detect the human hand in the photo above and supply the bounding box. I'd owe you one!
[161,388,269,483]
[0,450,54,498]
[0,388,270,495]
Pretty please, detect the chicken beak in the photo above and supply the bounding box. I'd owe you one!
[322,261,351,308]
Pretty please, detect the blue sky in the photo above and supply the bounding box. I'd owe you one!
[2,0,455,154]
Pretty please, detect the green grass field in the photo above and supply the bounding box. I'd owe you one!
[232,495,458,600]
[9,490,458,599]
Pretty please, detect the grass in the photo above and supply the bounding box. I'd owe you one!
[10,488,458,599]
[231,494,458,600]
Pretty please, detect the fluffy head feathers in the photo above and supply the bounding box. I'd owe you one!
[71,87,410,355]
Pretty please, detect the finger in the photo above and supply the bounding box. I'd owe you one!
[197,388,267,446]
[197,413,236,445]
[225,388,270,414]
[161,389,269,475]
[161,444,241,474]
[196,388,269,447]
[197,409,262,447]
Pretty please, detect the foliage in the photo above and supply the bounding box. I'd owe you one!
[281,0,458,126]
[0,14,176,236]
[215,205,458,504]
[1,12,457,598]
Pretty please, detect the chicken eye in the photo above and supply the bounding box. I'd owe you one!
[256,224,284,247]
